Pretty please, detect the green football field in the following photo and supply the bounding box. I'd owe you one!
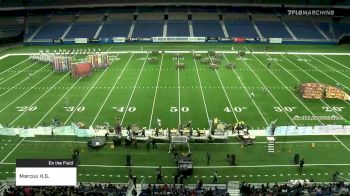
[0,43,350,184]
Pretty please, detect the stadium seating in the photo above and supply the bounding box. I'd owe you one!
[140,183,228,196]
[315,22,334,39]
[333,23,350,38]
[255,21,292,39]
[133,20,164,37]
[33,23,70,39]
[286,21,325,39]
[99,21,132,38]
[225,20,258,38]
[65,22,100,39]
[240,181,350,195]
[25,25,40,39]
[167,20,189,36]
[192,20,224,37]
[3,183,128,195]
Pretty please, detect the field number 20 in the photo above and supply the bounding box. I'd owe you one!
[322,106,344,112]
[170,107,189,112]
[16,106,37,112]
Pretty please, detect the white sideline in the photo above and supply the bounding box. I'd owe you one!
[0,53,10,60]
[2,162,349,168]
[0,137,25,164]
[4,51,350,56]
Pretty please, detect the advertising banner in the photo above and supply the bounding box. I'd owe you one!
[75,38,88,44]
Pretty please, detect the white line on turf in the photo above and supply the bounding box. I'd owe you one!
[193,57,210,126]
[280,54,350,108]
[121,53,149,124]
[333,135,350,152]
[0,53,10,61]
[251,52,324,125]
[321,55,350,71]
[293,54,349,91]
[34,78,82,127]
[0,163,345,168]
[0,60,39,85]
[64,58,115,125]
[0,137,25,164]
[267,54,346,121]
[208,55,239,122]
[90,53,132,126]
[0,66,54,113]
[0,57,30,75]
[0,63,50,98]
[148,53,164,129]
[309,55,350,80]
[8,72,71,126]
[223,54,268,126]
[236,54,297,125]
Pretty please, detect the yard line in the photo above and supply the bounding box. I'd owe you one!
[0,60,39,85]
[64,61,116,125]
[34,78,82,127]
[208,55,238,122]
[90,53,133,126]
[0,57,30,75]
[120,53,149,125]
[8,72,71,126]
[265,53,346,122]
[193,58,210,126]
[148,53,164,129]
[63,48,112,125]
[309,55,350,80]
[280,54,350,109]
[177,59,181,125]
[223,54,268,126]
[321,55,350,71]
[251,52,324,125]
[294,54,349,91]
[0,137,25,164]
[0,67,54,113]
[236,54,297,125]
[0,63,49,97]
[333,135,350,152]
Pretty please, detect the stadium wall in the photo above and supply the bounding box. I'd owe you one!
[23,37,338,45]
